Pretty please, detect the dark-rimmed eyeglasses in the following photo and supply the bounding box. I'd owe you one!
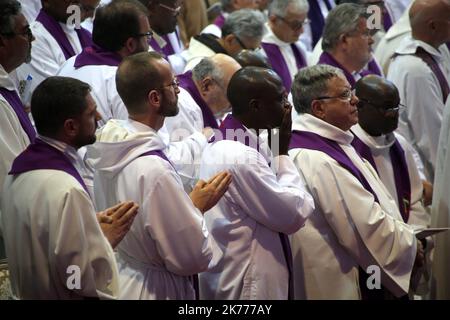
[135,31,153,39]
[1,25,33,40]
[358,98,406,116]
[159,78,180,90]
[315,89,356,102]
[159,3,181,15]
[276,15,310,31]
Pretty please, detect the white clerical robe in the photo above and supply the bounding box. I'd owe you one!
[87,119,219,300]
[289,114,417,299]
[374,5,412,75]
[387,36,450,182]
[431,98,450,299]
[16,20,83,105]
[384,0,412,22]
[18,0,41,24]
[198,127,315,300]
[260,23,311,79]
[0,152,119,299]
[57,56,128,126]
[200,12,228,39]
[183,37,217,72]
[0,65,30,191]
[351,124,429,229]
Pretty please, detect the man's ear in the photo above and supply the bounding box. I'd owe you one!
[249,98,259,112]
[311,100,326,119]
[63,118,79,138]
[124,37,137,55]
[148,89,160,105]
[200,77,214,95]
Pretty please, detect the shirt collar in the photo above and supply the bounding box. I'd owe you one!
[37,134,83,167]
[263,22,291,47]
[292,113,354,145]
[0,64,18,92]
[396,35,444,61]
[351,123,396,150]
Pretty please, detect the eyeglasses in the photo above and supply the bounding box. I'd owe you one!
[315,89,356,102]
[234,35,260,51]
[135,31,153,39]
[159,3,181,15]
[358,98,406,116]
[1,26,33,40]
[159,78,180,90]
[276,15,310,31]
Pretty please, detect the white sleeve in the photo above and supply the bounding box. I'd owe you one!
[144,170,218,276]
[225,150,314,235]
[53,186,119,299]
[293,149,417,296]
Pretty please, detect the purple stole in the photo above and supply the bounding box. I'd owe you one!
[0,88,36,142]
[413,47,450,103]
[351,134,411,223]
[383,10,393,32]
[366,59,383,77]
[74,44,122,69]
[161,30,182,57]
[212,114,294,300]
[148,37,167,59]
[178,71,219,129]
[9,138,89,195]
[36,9,92,60]
[318,52,379,87]
[307,0,333,49]
[261,42,307,91]
[213,13,226,29]
[289,130,395,300]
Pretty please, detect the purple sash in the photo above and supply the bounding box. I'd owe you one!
[351,134,411,222]
[161,35,176,57]
[383,10,393,32]
[213,13,226,28]
[366,59,383,76]
[148,36,168,59]
[261,42,307,91]
[137,149,175,170]
[413,47,450,103]
[212,114,294,300]
[74,44,122,69]
[307,0,329,49]
[36,9,92,60]
[178,71,219,129]
[318,52,379,87]
[0,88,36,142]
[9,138,89,195]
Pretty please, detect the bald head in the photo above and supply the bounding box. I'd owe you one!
[409,0,450,47]
[210,54,242,86]
[355,75,401,135]
[233,49,272,69]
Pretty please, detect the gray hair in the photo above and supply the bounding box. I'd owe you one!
[268,0,309,17]
[0,0,21,36]
[322,3,366,52]
[291,64,345,114]
[192,57,226,87]
[222,9,266,41]
[220,0,233,11]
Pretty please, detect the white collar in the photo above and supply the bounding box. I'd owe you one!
[292,113,354,145]
[0,64,18,92]
[395,35,444,61]
[38,134,83,167]
[351,123,396,150]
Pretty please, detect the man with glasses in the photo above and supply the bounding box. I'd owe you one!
[352,75,431,241]
[201,0,261,38]
[138,0,187,74]
[387,0,450,183]
[15,0,94,106]
[289,64,423,299]
[184,8,265,71]
[58,0,150,125]
[261,0,310,92]
[88,51,231,299]
[0,0,36,264]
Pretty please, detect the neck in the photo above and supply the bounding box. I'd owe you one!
[129,113,164,132]
[0,59,15,73]
[44,134,79,150]
[330,49,362,73]
[412,31,442,50]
